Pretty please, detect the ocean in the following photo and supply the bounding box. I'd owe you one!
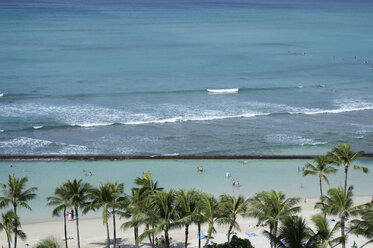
[0,0,373,155]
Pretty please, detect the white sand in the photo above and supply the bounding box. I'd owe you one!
[0,196,371,248]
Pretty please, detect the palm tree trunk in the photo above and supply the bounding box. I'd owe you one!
[75,207,81,248]
[205,223,213,246]
[146,224,154,247]
[198,223,201,248]
[268,223,273,248]
[13,205,17,248]
[165,228,170,248]
[273,223,278,248]
[344,165,348,193]
[112,208,116,248]
[7,233,11,248]
[134,226,139,248]
[319,175,323,198]
[341,215,345,248]
[227,225,233,242]
[64,208,68,248]
[184,224,189,248]
[106,220,110,248]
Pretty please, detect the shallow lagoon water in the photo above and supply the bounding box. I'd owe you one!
[0,159,372,221]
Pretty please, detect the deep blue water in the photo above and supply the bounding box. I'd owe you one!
[0,0,373,155]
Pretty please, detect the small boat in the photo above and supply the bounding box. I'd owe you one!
[207,88,239,94]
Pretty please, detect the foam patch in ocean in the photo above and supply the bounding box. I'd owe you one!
[266,134,327,146]
[0,137,90,154]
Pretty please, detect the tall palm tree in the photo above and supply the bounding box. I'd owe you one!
[327,144,367,193]
[264,215,318,248]
[311,214,342,247]
[64,179,92,248]
[247,190,300,248]
[0,210,26,248]
[349,205,373,248]
[318,186,360,248]
[200,193,224,246]
[46,184,71,248]
[175,189,199,248]
[84,182,114,248]
[109,182,126,248]
[139,190,179,248]
[0,174,37,248]
[120,193,142,248]
[303,156,337,199]
[219,194,248,242]
[192,191,207,248]
[132,171,163,246]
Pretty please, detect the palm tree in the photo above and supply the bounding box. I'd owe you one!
[219,194,248,242]
[109,182,127,248]
[303,156,337,199]
[318,186,360,248]
[327,144,367,193]
[264,215,318,248]
[200,193,224,246]
[64,179,92,248]
[349,205,373,248]
[139,190,179,248]
[311,214,342,247]
[84,182,114,248]
[120,193,142,248]
[46,184,71,248]
[0,210,26,248]
[247,190,300,248]
[0,174,37,248]
[175,189,200,248]
[192,191,207,248]
[132,171,163,198]
[133,171,163,247]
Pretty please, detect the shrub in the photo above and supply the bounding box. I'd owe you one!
[205,235,254,248]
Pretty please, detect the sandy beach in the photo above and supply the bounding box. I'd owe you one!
[1,196,370,248]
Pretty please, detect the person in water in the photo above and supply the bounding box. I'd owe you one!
[232,179,235,186]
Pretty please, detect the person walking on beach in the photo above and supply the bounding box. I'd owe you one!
[71,209,74,220]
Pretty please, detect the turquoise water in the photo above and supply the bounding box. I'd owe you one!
[0,159,372,221]
[1,0,373,155]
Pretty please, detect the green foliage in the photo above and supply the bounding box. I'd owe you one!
[35,236,62,248]
[205,235,254,248]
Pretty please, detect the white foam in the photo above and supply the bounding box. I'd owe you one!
[123,112,270,125]
[0,93,3,97]
[73,123,115,128]
[0,130,4,132]
[162,153,179,156]
[266,134,327,146]
[0,137,90,154]
[33,126,43,129]
[207,88,239,94]
[289,102,373,115]
[297,85,303,89]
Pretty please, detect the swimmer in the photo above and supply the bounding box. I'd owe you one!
[10,164,13,168]
[226,172,230,177]
[236,180,240,186]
